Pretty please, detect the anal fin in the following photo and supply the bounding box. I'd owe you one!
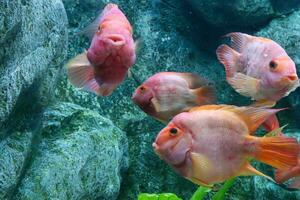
[238,163,274,182]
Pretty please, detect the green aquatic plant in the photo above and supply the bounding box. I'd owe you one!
[138,193,182,200]
[190,185,211,200]
[138,178,236,200]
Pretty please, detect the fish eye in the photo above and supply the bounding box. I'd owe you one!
[169,128,178,135]
[269,60,278,69]
[140,86,146,91]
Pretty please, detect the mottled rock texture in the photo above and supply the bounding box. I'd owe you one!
[186,0,300,29]
[15,102,128,200]
[0,0,300,200]
[0,0,68,125]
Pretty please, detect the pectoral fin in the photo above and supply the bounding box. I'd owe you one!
[151,98,162,112]
[228,73,260,99]
[190,152,214,184]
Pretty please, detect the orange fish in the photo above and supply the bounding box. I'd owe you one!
[216,32,299,105]
[153,105,299,187]
[66,4,137,96]
[132,72,215,123]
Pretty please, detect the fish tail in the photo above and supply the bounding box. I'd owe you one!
[66,52,103,96]
[289,177,300,189]
[248,135,299,170]
[216,44,240,78]
[192,86,216,105]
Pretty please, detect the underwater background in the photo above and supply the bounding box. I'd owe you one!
[0,0,300,199]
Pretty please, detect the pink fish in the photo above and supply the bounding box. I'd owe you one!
[132,72,215,123]
[66,3,137,96]
[216,32,299,105]
[153,105,299,187]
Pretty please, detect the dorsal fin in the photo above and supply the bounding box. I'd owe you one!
[189,105,284,133]
[225,32,252,53]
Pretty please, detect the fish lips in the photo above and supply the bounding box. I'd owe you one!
[104,34,126,47]
[153,138,191,166]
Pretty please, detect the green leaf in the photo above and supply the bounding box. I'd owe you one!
[138,193,182,200]
[212,178,236,200]
[190,186,212,200]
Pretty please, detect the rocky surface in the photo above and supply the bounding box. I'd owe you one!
[0,1,300,200]
[0,0,68,125]
[14,103,128,200]
[186,0,300,29]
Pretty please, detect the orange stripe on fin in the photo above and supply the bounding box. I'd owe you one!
[248,135,299,170]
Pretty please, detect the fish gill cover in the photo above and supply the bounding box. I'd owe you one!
[0,0,300,200]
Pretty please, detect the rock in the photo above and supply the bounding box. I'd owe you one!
[186,0,274,29]
[186,0,300,29]
[0,131,34,199]
[15,102,128,200]
[256,10,300,128]
[0,0,68,125]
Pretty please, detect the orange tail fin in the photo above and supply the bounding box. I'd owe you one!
[248,136,299,170]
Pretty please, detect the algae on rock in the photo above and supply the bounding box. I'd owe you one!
[15,102,128,200]
[0,0,68,125]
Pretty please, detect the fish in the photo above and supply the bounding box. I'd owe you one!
[216,32,299,105]
[131,72,215,123]
[152,105,299,187]
[66,3,137,96]
[275,158,300,189]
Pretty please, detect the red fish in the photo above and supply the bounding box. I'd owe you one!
[132,72,215,123]
[66,3,137,96]
[153,105,299,187]
[216,32,299,105]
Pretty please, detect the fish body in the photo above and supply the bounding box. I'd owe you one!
[66,3,136,96]
[217,32,299,103]
[153,105,299,186]
[132,72,215,123]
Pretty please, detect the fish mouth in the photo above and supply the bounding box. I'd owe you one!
[106,34,126,46]
[285,74,298,82]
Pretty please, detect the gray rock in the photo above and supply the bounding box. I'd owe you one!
[186,0,275,28]
[15,102,128,200]
[0,131,34,199]
[0,0,68,125]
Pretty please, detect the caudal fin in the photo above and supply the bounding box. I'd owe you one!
[216,44,240,78]
[66,52,102,96]
[192,86,216,105]
[249,136,299,170]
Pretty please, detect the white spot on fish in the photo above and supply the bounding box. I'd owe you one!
[263,53,268,58]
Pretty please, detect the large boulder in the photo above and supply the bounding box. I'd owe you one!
[0,131,34,199]
[186,0,300,29]
[15,102,128,200]
[0,0,68,125]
